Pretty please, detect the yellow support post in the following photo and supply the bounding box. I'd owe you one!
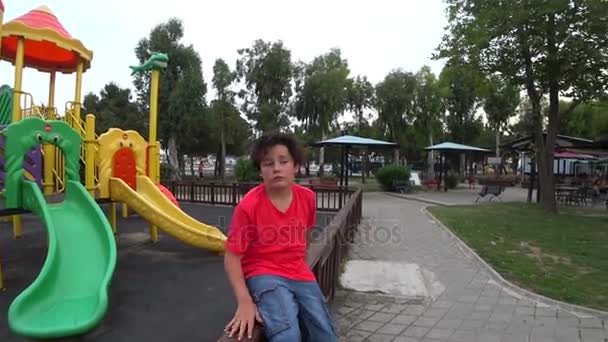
[72,62,83,127]
[147,69,160,243]
[122,203,128,218]
[84,114,96,196]
[43,72,56,195]
[12,216,22,239]
[11,38,24,122]
[148,70,160,183]
[11,37,25,239]
[110,203,117,234]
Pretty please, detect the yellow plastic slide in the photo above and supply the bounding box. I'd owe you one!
[109,175,226,253]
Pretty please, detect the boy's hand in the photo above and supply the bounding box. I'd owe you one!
[225,297,263,340]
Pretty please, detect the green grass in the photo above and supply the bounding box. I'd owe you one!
[428,203,608,311]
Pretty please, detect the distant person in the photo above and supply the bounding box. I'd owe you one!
[223,133,337,342]
[198,162,204,179]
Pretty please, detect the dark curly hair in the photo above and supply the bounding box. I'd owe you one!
[250,133,305,171]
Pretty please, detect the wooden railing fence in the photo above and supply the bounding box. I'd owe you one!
[161,180,354,212]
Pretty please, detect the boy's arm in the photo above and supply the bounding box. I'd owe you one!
[306,192,316,258]
[224,251,252,304]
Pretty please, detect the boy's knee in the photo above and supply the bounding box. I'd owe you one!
[247,278,300,340]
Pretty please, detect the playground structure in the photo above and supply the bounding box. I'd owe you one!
[0,3,227,339]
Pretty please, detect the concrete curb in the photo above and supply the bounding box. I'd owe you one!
[385,192,452,207]
[422,207,608,320]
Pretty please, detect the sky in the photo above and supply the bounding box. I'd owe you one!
[1,0,449,119]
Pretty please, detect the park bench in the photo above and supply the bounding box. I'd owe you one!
[422,178,440,190]
[308,177,339,188]
[475,184,504,203]
[392,179,413,194]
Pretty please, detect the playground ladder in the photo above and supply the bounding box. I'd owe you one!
[64,102,99,190]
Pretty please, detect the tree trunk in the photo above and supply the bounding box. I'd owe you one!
[512,153,519,176]
[527,160,535,203]
[495,128,500,157]
[392,130,400,165]
[319,132,326,176]
[190,156,194,180]
[538,13,559,214]
[167,135,181,181]
[220,127,226,181]
[495,127,503,175]
[459,154,465,177]
[427,133,435,180]
[361,149,367,184]
[520,22,557,213]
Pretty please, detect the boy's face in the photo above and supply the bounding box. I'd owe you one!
[259,144,298,190]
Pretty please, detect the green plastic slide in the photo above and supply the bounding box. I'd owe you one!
[2,117,117,339]
[8,179,117,338]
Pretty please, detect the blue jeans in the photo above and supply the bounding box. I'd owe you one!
[246,275,338,342]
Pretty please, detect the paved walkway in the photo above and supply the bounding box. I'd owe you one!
[392,186,529,206]
[330,192,607,342]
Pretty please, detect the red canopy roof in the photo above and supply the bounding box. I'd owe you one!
[0,6,92,73]
[0,1,5,13]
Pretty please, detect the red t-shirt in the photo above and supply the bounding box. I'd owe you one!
[225,183,317,281]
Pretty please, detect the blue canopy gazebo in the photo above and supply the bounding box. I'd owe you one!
[312,134,399,186]
[424,142,492,191]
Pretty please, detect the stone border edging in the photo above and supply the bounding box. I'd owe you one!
[385,192,451,207]
[422,206,608,320]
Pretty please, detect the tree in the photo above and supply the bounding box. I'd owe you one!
[436,0,608,213]
[82,82,145,135]
[510,96,549,203]
[236,39,293,134]
[559,100,608,139]
[346,75,375,132]
[590,102,608,139]
[375,69,418,164]
[345,75,375,182]
[207,101,252,175]
[212,58,237,179]
[439,62,484,146]
[483,75,521,157]
[511,96,549,139]
[133,18,208,180]
[292,48,350,175]
[414,66,445,178]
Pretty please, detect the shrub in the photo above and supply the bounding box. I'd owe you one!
[235,158,261,182]
[445,174,459,189]
[374,164,411,191]
[160,162,176,180]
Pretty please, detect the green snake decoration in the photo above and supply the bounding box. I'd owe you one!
[129,52,169,75]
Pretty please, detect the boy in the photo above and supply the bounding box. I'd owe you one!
[223,133,338,342]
